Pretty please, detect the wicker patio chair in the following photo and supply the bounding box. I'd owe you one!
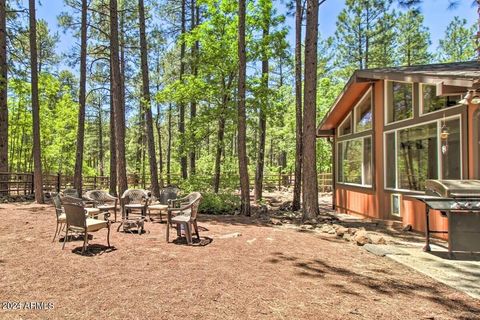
[52,194,66,242]
[118,189,150,234]
[84,190,119,222]
[147,187,178,222]
[62,188,79,198]
[61,195,104,220]
[166,192,202,245]
[62,202,111,255]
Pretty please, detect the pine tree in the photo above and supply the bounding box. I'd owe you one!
[334,0,394,71]
[0,0,7,194]
[396,10,431,66]
[438,16,476,62]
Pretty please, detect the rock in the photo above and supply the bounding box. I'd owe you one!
[319,224,334,233]
[246,238,257,245]
[327,228,336,234]
[402,224,413,232]
[353,230,371,246]
[300,224,315,230]
[347,228,358,235]
[331,224,343,231]
[368,234,387,245]
[363,244,390,256]
[335,226,349,237]
[270,218,282,226]
[342,233,352,241]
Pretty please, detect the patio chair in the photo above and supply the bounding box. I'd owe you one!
[118,189,150,234]
[62,202,111,255]
[166,192,202,245]
[52,194,66,242]
[62,188,79,198]
[84,190,119,222]
[61,195,104,220]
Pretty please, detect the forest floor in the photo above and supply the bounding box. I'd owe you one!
[1,201,480,319]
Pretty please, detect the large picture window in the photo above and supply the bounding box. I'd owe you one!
[354,89,372,132]
[385,81,413,124]
[421,84,461,114]
[384,117,462,191]
[337,136,372,186]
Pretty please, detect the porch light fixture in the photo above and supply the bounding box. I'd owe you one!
[459,90,480,105]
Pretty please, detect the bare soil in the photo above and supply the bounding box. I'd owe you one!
[0,202,479,320]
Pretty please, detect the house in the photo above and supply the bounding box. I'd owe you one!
[317,61,480,235]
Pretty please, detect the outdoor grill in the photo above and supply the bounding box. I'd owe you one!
[406,180,480,258]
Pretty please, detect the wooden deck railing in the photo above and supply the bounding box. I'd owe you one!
[0,171,332,196]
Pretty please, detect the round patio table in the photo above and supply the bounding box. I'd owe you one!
[148,204,168,222]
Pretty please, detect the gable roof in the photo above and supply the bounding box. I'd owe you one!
[317,61,480,134]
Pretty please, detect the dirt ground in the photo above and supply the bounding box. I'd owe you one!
[1,202,479,320]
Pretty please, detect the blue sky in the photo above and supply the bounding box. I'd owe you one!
[37,0,479,59]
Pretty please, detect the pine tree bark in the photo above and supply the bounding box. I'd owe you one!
[73,0,88,196]
[179,0,188,179]
[292,0,303,211]
[29,0,44,203]
[237,0,250,216]
[110,0,128,195]
[189,0,198,175]
[109,62,117,196]
[167,103,172,185]
[138,0,160,197]
[302,0,319,219]
[0,0,8,195]
[254,11,269,202]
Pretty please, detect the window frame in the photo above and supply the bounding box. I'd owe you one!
[383,115,463,193]
[338,112,353,137]
[336,135,373,188]
[384,80,415,126]
[353,87,373,133]
[419,83,463,117]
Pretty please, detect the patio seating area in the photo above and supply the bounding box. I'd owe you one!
[1,201,479,319]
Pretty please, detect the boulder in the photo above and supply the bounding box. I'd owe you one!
[270,218,282,226]
[368,234,387,245]
[342,233,352,241]
[353,230,371,246]
[335,226,349,237]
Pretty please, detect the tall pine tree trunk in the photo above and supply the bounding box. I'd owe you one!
[254,13,269,202]
[167,103,172,185]
[0,0,7,195]
[189,0,198,176]
[97,103,104,177]
[110,0,128,195]
[237,0,250,216]
[302,0,319,220]
[213,90,228,193]
[73,0,88,195]
[138,0,160,197]
[109,62,117,196]
[29,0,43,203]
[179,0,188,179]
[292,0,303,211]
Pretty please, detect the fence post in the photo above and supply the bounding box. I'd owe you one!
[94,176,97,189]
[56,173,61,193]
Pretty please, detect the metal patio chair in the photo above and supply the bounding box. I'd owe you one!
[52,194,66,242]
[62,202,111,255]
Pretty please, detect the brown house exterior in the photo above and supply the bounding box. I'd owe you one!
[317,61,480,236]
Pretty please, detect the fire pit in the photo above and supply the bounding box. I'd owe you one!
[406,180,480,258]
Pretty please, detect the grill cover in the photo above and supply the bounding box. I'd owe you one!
[425,180,480,198]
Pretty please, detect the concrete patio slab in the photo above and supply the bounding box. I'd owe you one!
[382,243,480,300]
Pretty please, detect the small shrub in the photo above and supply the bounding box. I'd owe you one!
[198,192,240,215]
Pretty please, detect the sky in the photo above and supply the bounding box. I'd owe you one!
[37,0,479,62]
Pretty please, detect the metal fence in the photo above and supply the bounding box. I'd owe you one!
[0,171,332,196]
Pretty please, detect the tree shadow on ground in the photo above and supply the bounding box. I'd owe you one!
[429,251,480,262]
[171,236,213,247]
[267,252,480,314]
[71,244,117,256]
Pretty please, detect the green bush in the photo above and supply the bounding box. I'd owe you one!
[198,192,240,215]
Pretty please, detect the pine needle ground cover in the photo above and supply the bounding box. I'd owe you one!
[0,202,479,319]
